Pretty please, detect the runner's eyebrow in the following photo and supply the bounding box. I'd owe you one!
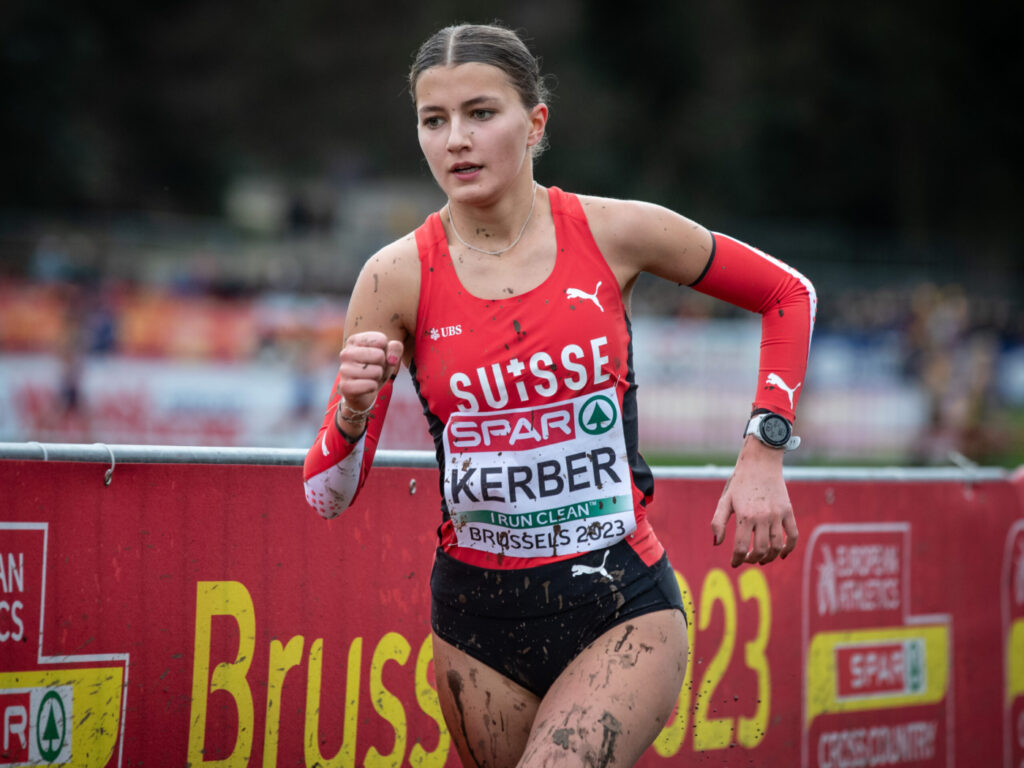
[417,95,501,115]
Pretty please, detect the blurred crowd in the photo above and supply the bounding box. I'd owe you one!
[650,277,1023,465]
[849,283,1019,464]
[1,224,1021,465]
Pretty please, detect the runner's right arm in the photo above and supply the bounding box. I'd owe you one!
[303,357,397,518]
[302,236,419,518]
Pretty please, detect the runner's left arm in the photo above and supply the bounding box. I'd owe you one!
[689,232,817,421]
[594,199,817,566]
[689,232,816,566]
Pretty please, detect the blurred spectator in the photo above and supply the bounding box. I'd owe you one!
[905,284,1003,463]
[56,284,90,440]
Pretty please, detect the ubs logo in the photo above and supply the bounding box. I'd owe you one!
[428,325,462,342]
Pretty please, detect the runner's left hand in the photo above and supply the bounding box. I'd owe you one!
[711,438,797,567]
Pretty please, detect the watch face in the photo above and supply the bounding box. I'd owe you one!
[760,414,791,446]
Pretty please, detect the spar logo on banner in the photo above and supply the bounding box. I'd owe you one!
[1004,520,1024,768]
[0,523,129,767]
[802,524,953,768]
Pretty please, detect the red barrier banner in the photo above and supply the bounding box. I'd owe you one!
[1005,515,1024,768]
[802,524,951,767]
[1,457,1022,767]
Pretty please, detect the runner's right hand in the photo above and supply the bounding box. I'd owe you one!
[335,331,403,413]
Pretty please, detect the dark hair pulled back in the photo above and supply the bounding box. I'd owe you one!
[409,23,552,157]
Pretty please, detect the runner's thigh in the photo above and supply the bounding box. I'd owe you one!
[432,633,541,768]
[518,609,688,768]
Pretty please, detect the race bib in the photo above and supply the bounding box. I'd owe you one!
[442,387,636,558]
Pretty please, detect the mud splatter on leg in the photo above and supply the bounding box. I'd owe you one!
[447,669,489,768]
[551,727,574,749]
[589,711,622,768]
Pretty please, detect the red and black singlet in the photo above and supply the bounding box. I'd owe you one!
[411,186,662,569]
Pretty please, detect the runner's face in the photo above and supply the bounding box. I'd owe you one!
[415,62,545,204]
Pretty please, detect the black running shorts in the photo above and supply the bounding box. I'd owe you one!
[430,539,686,696]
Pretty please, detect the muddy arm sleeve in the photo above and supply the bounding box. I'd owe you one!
[302,371,394,518]
[689,232,817,421]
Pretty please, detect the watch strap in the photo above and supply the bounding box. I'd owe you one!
[744,412,801,452]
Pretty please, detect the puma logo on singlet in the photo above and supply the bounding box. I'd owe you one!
[571,550,612,580]
[566,281,604,312]
[765,372,802,409]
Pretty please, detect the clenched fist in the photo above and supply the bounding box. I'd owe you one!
[334,331,404,433]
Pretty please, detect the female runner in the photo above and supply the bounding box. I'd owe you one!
[304,22,816,768]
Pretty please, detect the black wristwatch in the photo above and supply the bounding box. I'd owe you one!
[744,411,800,451]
